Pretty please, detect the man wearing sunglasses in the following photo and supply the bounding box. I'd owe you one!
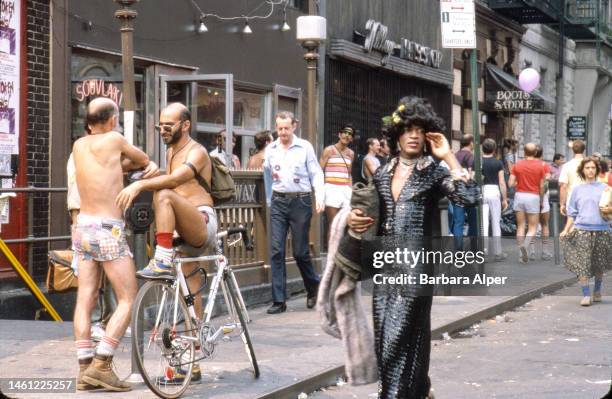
[116,101,217,338]
[319,124,355,231]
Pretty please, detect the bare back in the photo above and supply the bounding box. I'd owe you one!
[167,141,213,208]
[73,132,128,219]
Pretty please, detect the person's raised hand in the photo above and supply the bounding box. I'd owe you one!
[425,132,451,160]
[347,208,374,233]
[115,182,142,211]
[142,161,160,178]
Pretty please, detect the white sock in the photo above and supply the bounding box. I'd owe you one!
[96,335,119,357]
[75,339,94,361]
[154,246,173,264]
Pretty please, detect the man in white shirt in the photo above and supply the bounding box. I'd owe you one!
[559,140,585,215]
[263,111,324,314]
[210,129,240,169]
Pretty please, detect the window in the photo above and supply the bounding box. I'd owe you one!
[287,0,309,13]
[70,51,146,148]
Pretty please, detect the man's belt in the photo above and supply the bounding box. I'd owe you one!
[272,191,311,199]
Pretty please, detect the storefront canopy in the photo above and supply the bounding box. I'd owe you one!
[484,63,555,114]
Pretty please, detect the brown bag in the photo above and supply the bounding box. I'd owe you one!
[46,250,78,293]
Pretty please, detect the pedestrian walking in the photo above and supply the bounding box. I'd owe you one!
[560,157,611,306]
[210,129,241,169]
[481,138,508,260]
[362,137,381,180]
[263,111,324,314]
[347,96,478,399]
[319,124,354,230]
[502,138,518,185]
[559,140,586,216]
[508,143,547,264]
[550,153,565,181]
[452,134,477,248]
[597,158,611,185]
[529,145,553,260]
[246,130,273,169]
[377,136,391,167]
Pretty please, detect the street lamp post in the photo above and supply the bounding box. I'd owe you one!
[114,0,138,145]
[114,0,144,385]
[296,16,326,145]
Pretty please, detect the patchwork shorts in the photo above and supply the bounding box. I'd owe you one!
[73,214,132,262]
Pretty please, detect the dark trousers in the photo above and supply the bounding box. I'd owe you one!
[270,194,320,303]
[452,204,477,250]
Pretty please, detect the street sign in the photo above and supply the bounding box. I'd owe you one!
[566,116,587,140]
[440,0,477,49]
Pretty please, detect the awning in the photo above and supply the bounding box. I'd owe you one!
[484,63,555,114]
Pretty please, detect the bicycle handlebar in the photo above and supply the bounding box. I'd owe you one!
[217,225,254,251]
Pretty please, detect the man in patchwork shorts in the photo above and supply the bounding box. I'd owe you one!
[72,97,155,392]
[116,102,217,384]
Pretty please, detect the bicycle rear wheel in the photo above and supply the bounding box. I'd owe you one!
[132,280,195,399]
[224,274,260,378]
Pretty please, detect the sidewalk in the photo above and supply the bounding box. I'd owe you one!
[0,256,576,399]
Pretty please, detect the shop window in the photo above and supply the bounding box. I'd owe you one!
[287,0,309,13]
[192,84,269,167]
[70,52,146,148]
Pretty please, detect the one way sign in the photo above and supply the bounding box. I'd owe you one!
[440,0,476,49]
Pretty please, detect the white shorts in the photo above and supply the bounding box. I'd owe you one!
[513,192,541,214]
[540,192,550,213]
[324,184,352,209]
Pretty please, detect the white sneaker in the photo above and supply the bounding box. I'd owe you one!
[580,296,592,306]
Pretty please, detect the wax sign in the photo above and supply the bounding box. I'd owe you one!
[0,0,20,155]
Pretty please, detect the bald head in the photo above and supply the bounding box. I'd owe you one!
[524,143,537,157]
[86,97,118,131]
[161,102,191,123]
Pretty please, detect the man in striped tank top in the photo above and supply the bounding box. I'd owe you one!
[319,124,355,230]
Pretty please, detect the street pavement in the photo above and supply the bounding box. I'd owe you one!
[308,274,612,399]
[0,245,591,399]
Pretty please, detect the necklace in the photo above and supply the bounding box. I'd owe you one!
[168,138,192,172]
[398,156,419,167]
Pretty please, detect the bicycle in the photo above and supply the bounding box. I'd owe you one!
[130,226,259,399]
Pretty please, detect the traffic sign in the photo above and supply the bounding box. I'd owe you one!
[440,0,477,49]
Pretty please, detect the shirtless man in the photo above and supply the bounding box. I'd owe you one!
[115,102,217,382]
[72,97,153,392]
[319,124,354,229]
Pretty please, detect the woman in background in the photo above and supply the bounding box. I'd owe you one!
[246,130,272,169]
[561,157,611,306]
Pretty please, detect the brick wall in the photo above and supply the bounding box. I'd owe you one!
[27,0,50,279]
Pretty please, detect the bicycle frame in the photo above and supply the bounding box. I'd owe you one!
[149,231,249,352]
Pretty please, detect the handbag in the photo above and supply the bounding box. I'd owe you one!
[46,250,78,293]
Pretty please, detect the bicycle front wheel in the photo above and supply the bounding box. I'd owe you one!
[225,275,260,378]
[132,280,195,399]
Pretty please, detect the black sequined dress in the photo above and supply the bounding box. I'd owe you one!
[372,157,479,399]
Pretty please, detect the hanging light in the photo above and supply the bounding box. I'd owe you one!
[197,15,208,33]
[242,19,253,34]
[281,10,290,31]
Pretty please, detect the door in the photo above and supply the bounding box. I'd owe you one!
[273,84,302,137]
[159,74,234,169]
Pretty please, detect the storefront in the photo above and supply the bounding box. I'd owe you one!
[29,0,311,284]
[322,1,454,148]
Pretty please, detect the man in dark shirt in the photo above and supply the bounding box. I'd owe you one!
[452,134,477,246]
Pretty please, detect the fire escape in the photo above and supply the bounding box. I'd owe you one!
[489,0,611,70]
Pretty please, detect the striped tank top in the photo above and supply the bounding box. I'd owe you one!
[324,145,352,186]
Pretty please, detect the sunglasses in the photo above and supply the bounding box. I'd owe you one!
[155,120,183,133]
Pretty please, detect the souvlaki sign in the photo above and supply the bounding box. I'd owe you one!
[360,19,443,68]
[74,79,124,106]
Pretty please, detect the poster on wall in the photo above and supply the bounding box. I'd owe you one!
[0,0,20,155]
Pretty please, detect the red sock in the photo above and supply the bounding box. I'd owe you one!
[156,232,174,249]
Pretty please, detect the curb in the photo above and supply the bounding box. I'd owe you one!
[254,276,578,399]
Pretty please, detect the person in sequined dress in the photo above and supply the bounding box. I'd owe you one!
[347,96,479,399]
